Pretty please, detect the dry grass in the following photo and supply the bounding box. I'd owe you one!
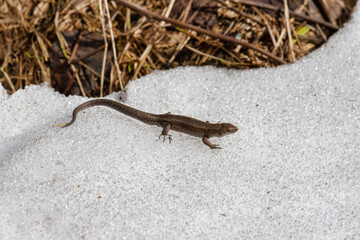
[0,0,356,96]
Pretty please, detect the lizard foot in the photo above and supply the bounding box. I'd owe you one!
[159,133,172,143]
[210,144,222,149]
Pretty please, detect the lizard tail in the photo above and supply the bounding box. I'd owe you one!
[62,99,158,128]
[61,104,82,128]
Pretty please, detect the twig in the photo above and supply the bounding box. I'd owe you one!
[104,0,124,91]
[169,1,192,64]
[132,0,176,79]
[178,27,249,65]
[314,0,337,26]
[178,0,193,22]
[71,45,105,63]
[78,61,103,78]
[114,0,286,65]
[99,0,109,97]
[187,0,213,24]
[31,40,51,84]
[215,0,265,26]
[272,27,287,54]
[68,30,84,64]
[0,67,16,93]
[185,44,238,67]
[290,23,302,50]
[34,32,50,61]
[316,24,327,41]
[284,0,295,62]
[64,68,78,94]
[297,35,322,44]
[132,43,153,80]
[19,55,25,88]
[232,0,338,30]
[251,6,276,47]
[54,11,86,97]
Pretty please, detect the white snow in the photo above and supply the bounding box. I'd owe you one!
[1,4,359,239]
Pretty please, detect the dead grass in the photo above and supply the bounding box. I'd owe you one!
[0,0,356,96]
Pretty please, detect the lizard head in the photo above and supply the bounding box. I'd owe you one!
[219,123,238,137]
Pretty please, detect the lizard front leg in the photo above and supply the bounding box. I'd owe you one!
[202,136,221,149]
[159,123,172,143]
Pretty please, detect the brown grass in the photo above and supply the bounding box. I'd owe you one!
[0,0,356,97]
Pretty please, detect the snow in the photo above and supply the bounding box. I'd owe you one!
[1,4,359,239]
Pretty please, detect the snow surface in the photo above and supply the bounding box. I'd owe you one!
[1,4,360,239]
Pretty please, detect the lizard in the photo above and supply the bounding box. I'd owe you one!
[62,99,238,149]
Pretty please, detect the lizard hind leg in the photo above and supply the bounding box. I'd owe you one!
[159,123,172,143]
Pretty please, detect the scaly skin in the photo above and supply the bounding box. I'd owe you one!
[62,99,238,149]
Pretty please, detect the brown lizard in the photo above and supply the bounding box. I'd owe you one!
[62,99,238,149]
